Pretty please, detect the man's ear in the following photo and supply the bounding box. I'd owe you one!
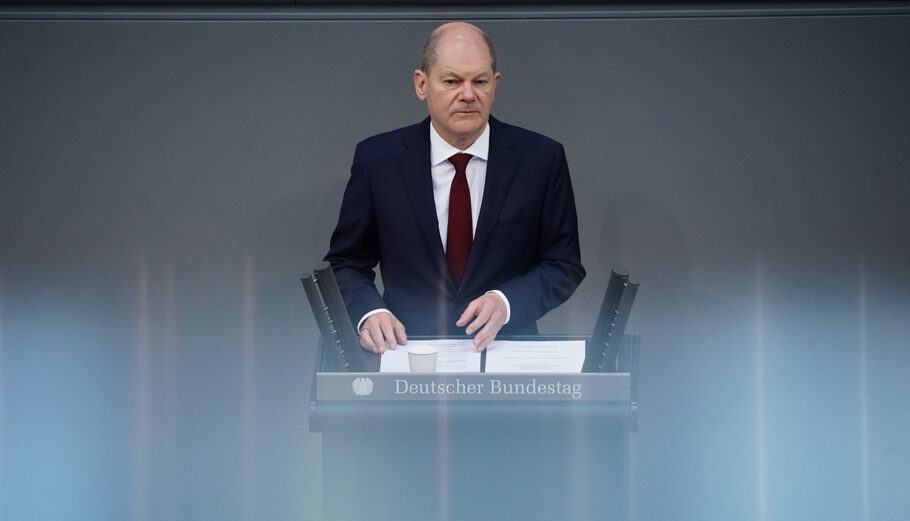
[490,71,501,101]
[414,69,428,101]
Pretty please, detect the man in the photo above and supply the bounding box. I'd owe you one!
[324,22,584,354]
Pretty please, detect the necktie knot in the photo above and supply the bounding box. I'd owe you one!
[448,153,472,173]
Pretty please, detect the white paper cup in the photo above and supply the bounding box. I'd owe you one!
[407,345,438,373]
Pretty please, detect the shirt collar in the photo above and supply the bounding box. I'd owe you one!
[429,121,490,166]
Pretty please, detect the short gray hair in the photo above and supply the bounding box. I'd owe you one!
[419,26,497,73]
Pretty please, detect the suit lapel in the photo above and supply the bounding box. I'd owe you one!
[461,117,518,294]
[398,119,455,289]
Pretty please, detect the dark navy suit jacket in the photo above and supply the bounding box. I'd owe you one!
[324,116,585,336]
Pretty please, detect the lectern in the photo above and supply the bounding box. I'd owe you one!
[304,265,638,520]
[308,335,638,521]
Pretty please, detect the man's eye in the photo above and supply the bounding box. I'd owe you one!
[444,79,456,85]
[475,80,487,85]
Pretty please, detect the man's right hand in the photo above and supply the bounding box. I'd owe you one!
[359,311,407,354]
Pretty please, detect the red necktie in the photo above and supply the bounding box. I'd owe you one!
[447,153,473,285]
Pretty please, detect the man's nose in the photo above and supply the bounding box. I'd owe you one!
[459,82,476,101]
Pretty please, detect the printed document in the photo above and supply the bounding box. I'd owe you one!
[484,340,585,373]
[380,339,481,373]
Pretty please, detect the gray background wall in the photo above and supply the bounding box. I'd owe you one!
[1,6,908,521]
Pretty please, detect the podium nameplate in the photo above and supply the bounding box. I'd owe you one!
[316,372,630,403]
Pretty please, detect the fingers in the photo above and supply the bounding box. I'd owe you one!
[358,326,379,352]
[359,312,407,354]
[464,305,493,336]
[472,320,500,352]
[458,294,506,351]
[393,320,408,346]
[378,318,398,353]
[456,299,481,328]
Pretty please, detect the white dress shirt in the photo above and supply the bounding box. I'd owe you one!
[358,122,511,331]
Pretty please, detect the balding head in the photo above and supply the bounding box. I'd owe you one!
[413,21,501,149]
[419,22,497,74]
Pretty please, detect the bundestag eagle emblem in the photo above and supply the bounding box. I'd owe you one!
[352,377,374,396]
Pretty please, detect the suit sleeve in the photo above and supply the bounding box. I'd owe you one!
[323,143,388,327]
[495,143,586,326]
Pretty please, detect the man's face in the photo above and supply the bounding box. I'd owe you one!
[414,31,500,149]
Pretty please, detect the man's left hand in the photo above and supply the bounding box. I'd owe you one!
[457,293,508,352]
